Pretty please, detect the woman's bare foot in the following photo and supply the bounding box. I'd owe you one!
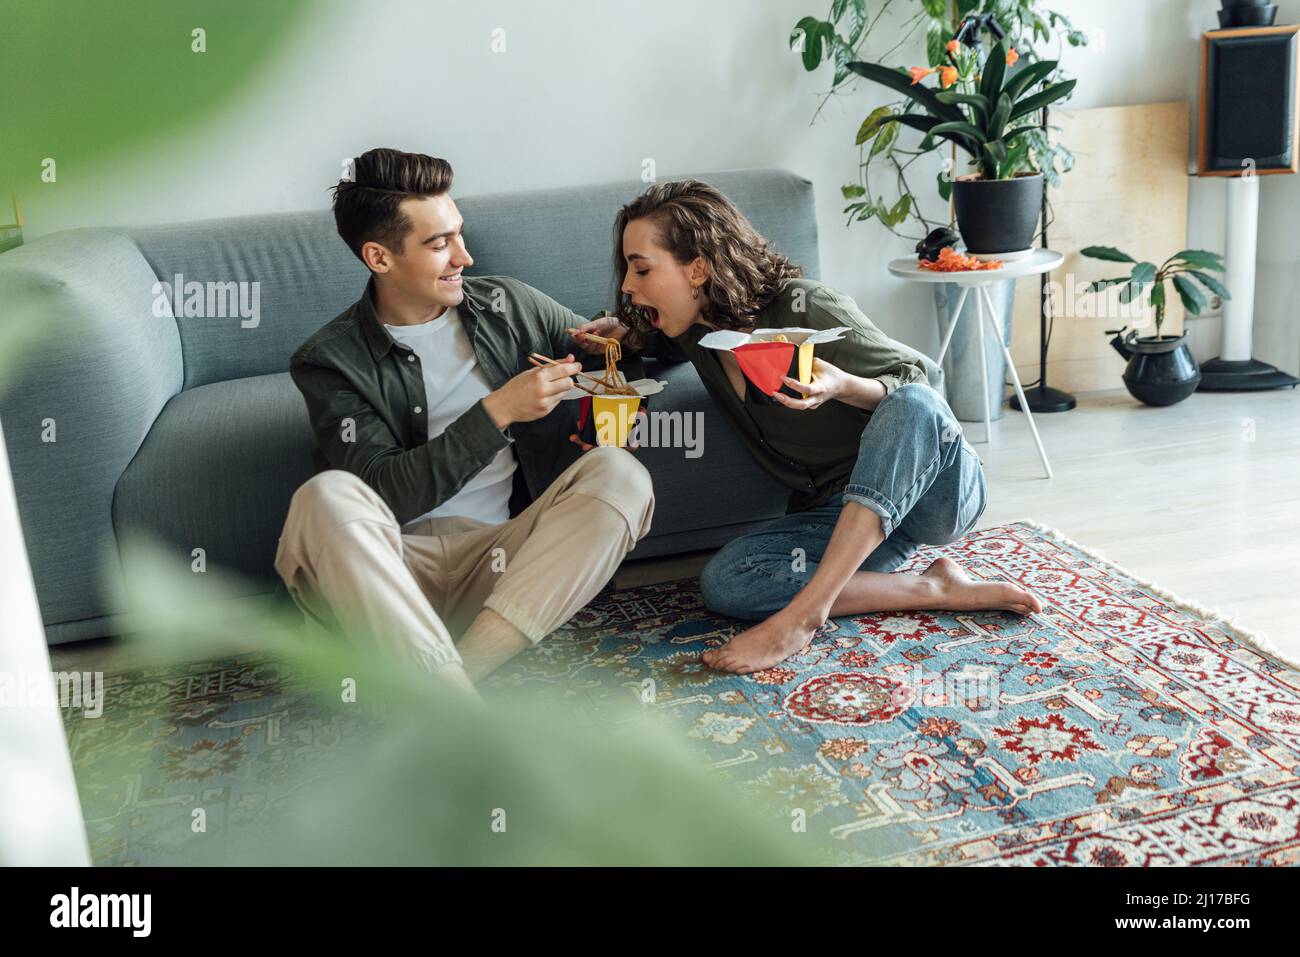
[920,556,1042,615]
[701,559,1041,675]
[701,606,824,675]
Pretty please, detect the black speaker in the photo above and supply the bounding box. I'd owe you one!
[1198,24,1300,176]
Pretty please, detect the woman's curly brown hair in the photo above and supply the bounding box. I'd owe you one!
[611,180,803,347]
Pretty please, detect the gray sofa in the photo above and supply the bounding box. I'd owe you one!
[0,168,943,644]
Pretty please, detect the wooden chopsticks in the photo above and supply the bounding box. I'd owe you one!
[528,352,602,395]
[564,327,630,390]
[566,326,621,347]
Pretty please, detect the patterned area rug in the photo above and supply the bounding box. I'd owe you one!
[487,519,1300,866]
[67,656,369,866]
[66,520,1300,866]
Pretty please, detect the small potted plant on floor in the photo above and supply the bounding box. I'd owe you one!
[848,39,1076,257]
[1082,245,1231,406]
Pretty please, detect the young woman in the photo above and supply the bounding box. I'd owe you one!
[574,180,1042,675]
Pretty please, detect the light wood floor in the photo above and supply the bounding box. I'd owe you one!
[970,385,1300,658]
[616,385,1300,661]
[52,385,1300,675]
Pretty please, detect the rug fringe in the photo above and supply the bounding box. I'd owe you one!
[1010,518,1300,671]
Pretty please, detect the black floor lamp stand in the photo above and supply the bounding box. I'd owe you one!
[1010,106,1076,414]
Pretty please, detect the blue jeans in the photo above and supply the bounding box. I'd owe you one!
[699,382,987,621]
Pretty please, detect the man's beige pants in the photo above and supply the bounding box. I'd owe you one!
[274,447,655,677]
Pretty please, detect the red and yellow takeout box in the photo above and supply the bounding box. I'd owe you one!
[697,327,851,396]
[564,378,667,448]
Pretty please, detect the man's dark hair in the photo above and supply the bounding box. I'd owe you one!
[331,148,454,263]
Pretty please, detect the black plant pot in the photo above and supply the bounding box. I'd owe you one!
[1218,0,1277,28]
[951,172,1044,255]
[1109,331,1202,406]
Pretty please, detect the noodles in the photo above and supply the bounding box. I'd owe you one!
[579,332,639,395]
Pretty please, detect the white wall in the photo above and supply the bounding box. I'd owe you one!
[24,0,1299,376]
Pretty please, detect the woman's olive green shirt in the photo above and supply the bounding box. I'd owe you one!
[666,278,930,512]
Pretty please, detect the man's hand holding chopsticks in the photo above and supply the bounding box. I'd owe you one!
[482,353,582,429]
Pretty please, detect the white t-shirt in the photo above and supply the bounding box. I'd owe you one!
[384,307,516,527]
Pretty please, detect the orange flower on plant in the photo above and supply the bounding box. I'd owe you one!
[909,66,936,84]
[939,66,958,88]
[946,39,960,56]
[1006,47,1020,66]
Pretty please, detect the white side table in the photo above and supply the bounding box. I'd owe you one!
[888,249,1062,479]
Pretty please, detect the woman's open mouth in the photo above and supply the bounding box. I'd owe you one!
[646,306,660,328]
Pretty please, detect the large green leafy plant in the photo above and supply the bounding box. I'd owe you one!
[791,0,1086,238]
[849,40,1075,182]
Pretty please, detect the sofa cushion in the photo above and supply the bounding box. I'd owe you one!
[621,360,789,550]
[112,372,316,602]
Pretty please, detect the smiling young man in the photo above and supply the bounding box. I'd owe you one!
[274,148,655,693]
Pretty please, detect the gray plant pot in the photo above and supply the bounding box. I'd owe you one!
[932,279,1015,422]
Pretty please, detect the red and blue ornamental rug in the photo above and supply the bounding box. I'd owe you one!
[66,521,1299,866]
[490,520,1300,866]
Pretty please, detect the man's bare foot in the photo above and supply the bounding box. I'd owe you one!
[920,556,1042,615]
[701,607,824,675]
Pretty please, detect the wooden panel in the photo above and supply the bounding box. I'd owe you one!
[1010,102,1191,395]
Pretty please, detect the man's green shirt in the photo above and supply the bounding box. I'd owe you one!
[290,275,590,525]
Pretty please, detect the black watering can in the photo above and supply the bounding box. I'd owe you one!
[1106,326,1201,406]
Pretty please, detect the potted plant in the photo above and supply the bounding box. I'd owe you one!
[1219,0,1277,28]
[789,2,1086,423]
[1082,245,1231,406]
[791,0,1086,241]
[848,39,1075,256]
